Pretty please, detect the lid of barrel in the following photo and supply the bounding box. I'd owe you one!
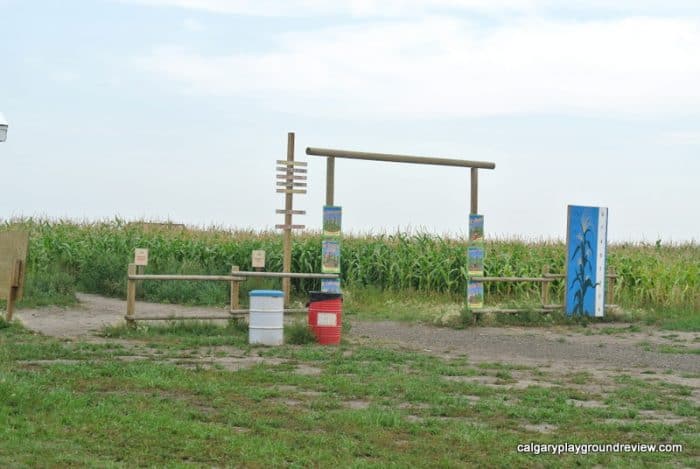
[249,290,284,297]
[309,291,343,302]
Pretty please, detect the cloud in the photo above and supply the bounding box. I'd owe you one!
[183,18,205,31]
[49,70,80,83]
[661,131,700,145]
[119,0,700,17]
[136,16,700,118]
[120,0,540,17]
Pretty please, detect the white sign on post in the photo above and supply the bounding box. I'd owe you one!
[134,248,149,266]
[252,250,265,269]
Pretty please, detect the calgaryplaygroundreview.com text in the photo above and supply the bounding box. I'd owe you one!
[517,442,683,456]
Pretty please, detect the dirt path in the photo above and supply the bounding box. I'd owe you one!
[14,293,235,338]
[14,293,700,375]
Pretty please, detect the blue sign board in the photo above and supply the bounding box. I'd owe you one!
[565,205,608,317]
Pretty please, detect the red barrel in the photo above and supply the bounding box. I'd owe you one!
[308,291,342,345]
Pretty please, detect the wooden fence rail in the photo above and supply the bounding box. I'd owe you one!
[470,266,618,315]
[125,264,338,325]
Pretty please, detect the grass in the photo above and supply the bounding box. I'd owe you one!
[637,340,700,355]
[285,320,317,345]
[1,320,698,467]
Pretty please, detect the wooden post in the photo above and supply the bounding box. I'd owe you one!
[126,263,136,327]
[607,268,616,306]
[326,156,335,205]
[230,265,240,311]
[541,265,550,306]
[5,259,21,322]
[470,168,478,214]
[282,132,294,308]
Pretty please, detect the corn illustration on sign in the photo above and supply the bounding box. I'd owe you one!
[565,205,608,317]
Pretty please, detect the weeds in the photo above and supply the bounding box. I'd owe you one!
[285,321,317,345]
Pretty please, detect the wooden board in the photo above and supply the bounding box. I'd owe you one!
[276,160,307,166]
[251,250,266,268]
[0,231,29,300]
[275,209,306,215]
[275,224,305,230]
[276,189,307,194]
[276,181,307,187]
[276,174,307,180]
[134,248,149,266]
[276,166,307,173]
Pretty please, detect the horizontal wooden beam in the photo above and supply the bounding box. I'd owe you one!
[126,315,236,321]
[275,224,305,229]
[470,276,554,283]
[276,160,307,166]
[543,273,618,279]
[306,147,496,170]
[276,181,307,187]
[472,309,552,315]
[276,189,306,194]
[276,166,307,173]
[542,304,618,309]
[129,308,312,321]
[129,272,338,280]
[276,174,307,180]
[275,209,306,215]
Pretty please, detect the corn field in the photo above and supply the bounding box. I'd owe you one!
[4,219,699,310]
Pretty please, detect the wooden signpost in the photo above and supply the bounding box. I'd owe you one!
[1,231,29,321]
[276,132,307,306]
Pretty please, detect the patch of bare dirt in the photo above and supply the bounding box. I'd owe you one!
[165,356,285,372]
[343,399,371,410]
[523,423,558,433]
[295,364,323,376]
[12,293,700,402]
[350,320,700,374]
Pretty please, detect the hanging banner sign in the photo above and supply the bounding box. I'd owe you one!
[323,206,342,237]
[468,281,484,309]
[321,239,341,273]
[469,214,484,243]
[467,246,484,276]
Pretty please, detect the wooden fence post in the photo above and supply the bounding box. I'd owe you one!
[5,259,22,322]
[230,265,241,311]
[126,263,136,327]
[541,265,550,307]
[607,268,616,306]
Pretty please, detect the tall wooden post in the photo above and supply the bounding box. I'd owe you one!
[126,263,136,327]
[282,132,295,307]
[470,168,478,214]
[326,157,335,205]
[230,265,240,311]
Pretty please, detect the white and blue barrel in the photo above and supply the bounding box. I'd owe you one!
[248,290,284,345]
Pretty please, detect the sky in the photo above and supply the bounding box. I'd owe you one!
[1,0,698,242]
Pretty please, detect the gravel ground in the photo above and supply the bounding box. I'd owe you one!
[14,293,700,375]
[350,321,700,374]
